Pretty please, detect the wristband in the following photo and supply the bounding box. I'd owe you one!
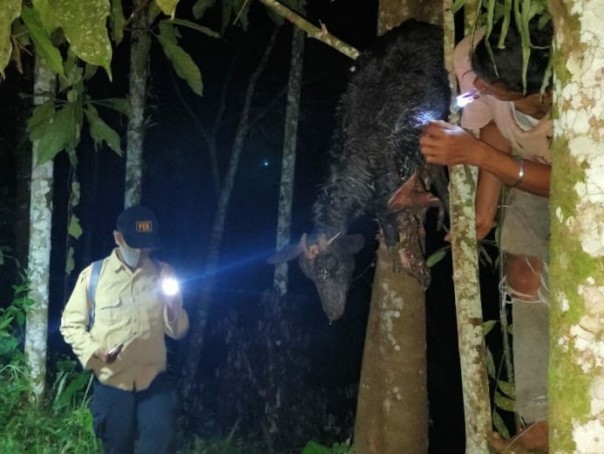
[510,156,525,188]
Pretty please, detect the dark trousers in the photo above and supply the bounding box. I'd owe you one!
[90,373,178,454]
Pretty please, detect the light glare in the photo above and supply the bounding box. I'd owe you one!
[162,277,180,296]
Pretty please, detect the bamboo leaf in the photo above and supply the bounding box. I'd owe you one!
[157,22,203,95]
[494,390,516,412]
[21,7,64,76]
[497,379,515,398]
[483,319,497,336]
[0,0,21,75]
[170,19,220,38]
[486,347,496,379]
[84,104,123,155]
[426,247,449,268]
[192,0,216,20]
[492,410,511,440]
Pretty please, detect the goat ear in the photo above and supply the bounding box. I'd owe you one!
[341,234,365,253]
[267,244,302,264]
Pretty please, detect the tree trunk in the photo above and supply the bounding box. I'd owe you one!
[352,3,447,452]
[125,0,151,207]
[273,20,305,295]
[443,1,491,452]
[549,1,604,451]
[378,0,443,34]
[354,239,428,453]
[24,57,56,402]
[181,28,279,399]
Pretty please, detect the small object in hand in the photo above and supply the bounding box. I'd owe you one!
[108,331,136,356]
[456,89,479,108]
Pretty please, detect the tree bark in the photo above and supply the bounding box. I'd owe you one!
[443,1,491,452]
[125,0,151,207]
[378,0,443,35]
[273,20,305,296]
[354,239,428,453]
[24,57,56,402]
[549,1,604,451]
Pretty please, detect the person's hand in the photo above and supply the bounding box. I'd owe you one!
[94,345,122,364]
[420,120,480,166]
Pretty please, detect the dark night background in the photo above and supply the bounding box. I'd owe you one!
[0,1,504,452]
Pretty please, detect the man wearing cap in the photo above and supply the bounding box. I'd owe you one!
[61,206,189,454]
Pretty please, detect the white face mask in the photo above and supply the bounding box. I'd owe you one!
[118,243,141,268]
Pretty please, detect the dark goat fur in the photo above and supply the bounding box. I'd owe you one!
[270,20,450,321]
[313,20,450,242]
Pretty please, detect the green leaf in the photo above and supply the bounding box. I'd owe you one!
[156,0,180,18]
[31,0,61,31]
[426,247,449,268]
[55,0,113,77]
[497,379,515,398]
[492,410,511,440]
[483,319,497,336]
[65,246,75,275]
[486,348,496,379]
[21,7,64,76]
[157,23,203,95]
[192,0,216,20]
[221,0,233,33]
[84,104,123,155]
[0,0,21,75]
[169,19,220,38]
[109,0,126,45]
[494,391,516,412]
[96,97,130,116]
[302,441,330,454]
[68,214,83,240]
[29,102,81,165]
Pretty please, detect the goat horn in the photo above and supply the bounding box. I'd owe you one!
[326,232,342,245]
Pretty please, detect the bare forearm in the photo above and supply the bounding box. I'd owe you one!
[472,142,551,198]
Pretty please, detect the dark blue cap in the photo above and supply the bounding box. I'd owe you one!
[116,206,160,249]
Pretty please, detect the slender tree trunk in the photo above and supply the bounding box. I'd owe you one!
[25,58,56,401]
[125,1,151,207]
[181,28,279,398]
[549,1,604,451]
[443,1,491,452]
[273,20,305,295]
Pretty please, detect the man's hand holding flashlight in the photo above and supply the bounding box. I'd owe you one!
[160,267,181,323]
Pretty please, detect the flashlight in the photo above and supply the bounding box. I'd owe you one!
[161,277,180,296]
[456,89,479,108]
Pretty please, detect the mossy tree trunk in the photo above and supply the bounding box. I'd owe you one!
[24,58,56,402]
[549,1,604,451]
[443,1,492,452]
[125,0,151,207]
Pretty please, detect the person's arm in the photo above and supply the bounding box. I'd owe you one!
[420,120,551,198]
[159,264,189,339]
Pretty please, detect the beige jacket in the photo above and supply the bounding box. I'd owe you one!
[60,249,189,391]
